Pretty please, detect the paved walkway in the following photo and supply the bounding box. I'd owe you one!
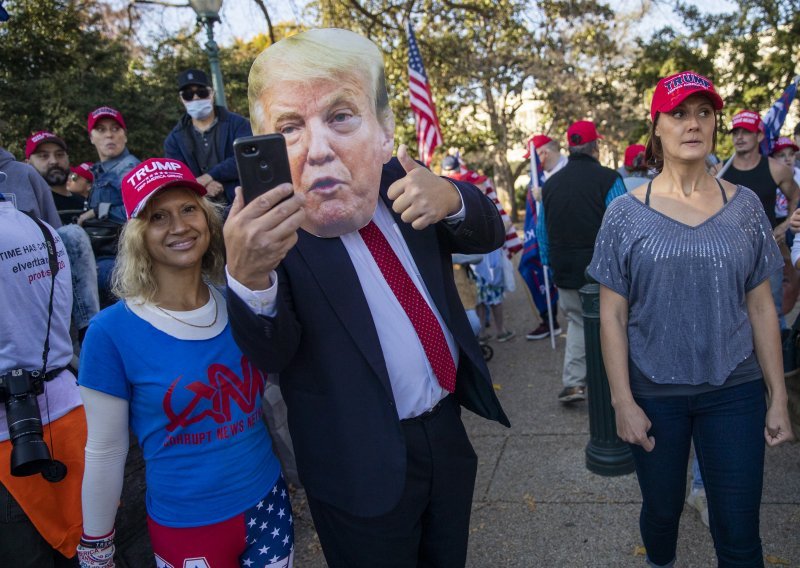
[115,272,800,567]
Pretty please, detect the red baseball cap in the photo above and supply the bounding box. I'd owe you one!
[731,110,762,133]
[771,136,799,154]
[624,144,646,168]
[87,106,127,132]
[70,162,94,183]
[24,131,67,160]
[650,71,723,122]
[522,135,553,159]
[566,121,602,147]
[121,158,206,219]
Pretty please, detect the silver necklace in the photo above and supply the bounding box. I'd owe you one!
[154,290,218,329]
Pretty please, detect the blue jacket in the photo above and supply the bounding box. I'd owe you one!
[89,148,141,224]
[164,106,252,203]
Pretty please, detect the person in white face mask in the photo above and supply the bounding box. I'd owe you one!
[164,69,253,206]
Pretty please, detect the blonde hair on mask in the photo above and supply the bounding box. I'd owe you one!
[111,189,225,303]
[248,28,394,135]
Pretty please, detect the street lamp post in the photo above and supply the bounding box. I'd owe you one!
[189,0,227,108]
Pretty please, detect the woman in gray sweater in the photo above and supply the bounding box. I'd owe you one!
[589,71,794,568]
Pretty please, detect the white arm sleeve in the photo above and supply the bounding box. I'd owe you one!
[792,233,800,269]
[79,386,130,537]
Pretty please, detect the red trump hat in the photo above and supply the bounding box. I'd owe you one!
[87,106,127,132]
[523,135,553,159]
[24,131,67,160]
[566,121,602,147]
[650,71,723,122]
[731,110,763,133]
[121,158,206,219]
[70,162,94,183]
[771,137,799,154]
[624,144,646,168]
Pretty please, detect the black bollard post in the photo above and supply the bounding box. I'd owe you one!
[580,275,635,476]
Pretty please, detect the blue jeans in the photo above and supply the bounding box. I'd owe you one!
[96,256,116,308]
[690,453,704,492]
[631,380,766,568]
[57,225,99,330]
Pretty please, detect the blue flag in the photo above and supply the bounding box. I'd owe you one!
[0,1,8,22]
[760,78,798,156]
[517,149,557,315]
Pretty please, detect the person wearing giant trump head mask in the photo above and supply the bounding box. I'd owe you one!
[224,28,509,568]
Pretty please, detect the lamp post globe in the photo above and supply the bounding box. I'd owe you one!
[189,0,227,108]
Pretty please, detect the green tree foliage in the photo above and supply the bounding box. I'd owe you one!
[0,0,131,162]
[312,0,642,219]
[313,0,544,219]
[0,0,283,164]
[3,0,795,211]
[631,0,800,157]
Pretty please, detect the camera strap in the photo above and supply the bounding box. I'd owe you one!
[22,212,59,377]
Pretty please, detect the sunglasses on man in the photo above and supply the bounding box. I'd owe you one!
[180,87,211,101]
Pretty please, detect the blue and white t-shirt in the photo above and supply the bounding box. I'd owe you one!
[79,297,281,527]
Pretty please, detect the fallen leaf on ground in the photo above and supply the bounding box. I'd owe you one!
[633,546,647,557]
[493,384,502,390]
[523,493,536,511]
[765,555,789,565]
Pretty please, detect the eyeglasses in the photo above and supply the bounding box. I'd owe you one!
[180,87,211,102]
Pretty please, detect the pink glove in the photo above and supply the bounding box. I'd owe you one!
[77,530,116,568]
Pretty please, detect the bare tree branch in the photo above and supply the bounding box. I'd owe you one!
[251,0,276,45]
[133,0,190,6]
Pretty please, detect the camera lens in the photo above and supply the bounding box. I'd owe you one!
[259,160,270,171]
[6,394,52,477]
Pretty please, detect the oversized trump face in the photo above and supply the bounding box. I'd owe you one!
[248,29,395,238]
[256,77,393,237]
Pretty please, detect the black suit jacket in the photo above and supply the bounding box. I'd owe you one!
[228,158,510,517]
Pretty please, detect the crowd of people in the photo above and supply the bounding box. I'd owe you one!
[0,26,798,568]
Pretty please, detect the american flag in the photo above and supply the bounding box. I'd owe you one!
[759,77,798,156]
[407,21,443,167]
[517,144,558,315]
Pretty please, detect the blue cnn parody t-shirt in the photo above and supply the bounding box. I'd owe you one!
[79,302,281,527]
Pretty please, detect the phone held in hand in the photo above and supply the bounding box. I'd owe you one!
[233,134,293,205]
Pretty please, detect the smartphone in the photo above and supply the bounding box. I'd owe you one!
[233,134,293,204]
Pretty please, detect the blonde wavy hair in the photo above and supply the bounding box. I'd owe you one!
[248,28,394,135]
[111,189,225,303]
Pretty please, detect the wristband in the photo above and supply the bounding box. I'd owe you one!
[77,530,116,568]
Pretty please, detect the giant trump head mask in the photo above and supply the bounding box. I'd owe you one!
[248,28,396,238]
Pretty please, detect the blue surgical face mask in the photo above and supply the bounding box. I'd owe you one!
[185,99,214,120]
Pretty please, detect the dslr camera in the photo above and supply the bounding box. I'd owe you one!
[0,368,55,477]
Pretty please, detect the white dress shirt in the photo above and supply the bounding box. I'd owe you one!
[227,196,466,419]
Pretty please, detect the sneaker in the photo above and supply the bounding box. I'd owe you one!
[496,330,515,342]
[477,333,493,344]
[526,320,563,340]
[557,386,586,403]
[686,488,709,527]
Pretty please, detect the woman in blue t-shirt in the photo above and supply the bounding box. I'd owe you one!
[77,159,293,568]
[589,73,793,567]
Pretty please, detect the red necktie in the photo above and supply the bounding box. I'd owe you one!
[359,221,457,393]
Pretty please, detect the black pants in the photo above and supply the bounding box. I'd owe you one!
[0,481,77,567]
[307,396,478,568]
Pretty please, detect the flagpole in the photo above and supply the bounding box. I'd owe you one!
[716,155,734,179]
[529,141,556,350]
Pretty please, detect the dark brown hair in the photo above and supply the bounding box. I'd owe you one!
[645,103,720,173]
